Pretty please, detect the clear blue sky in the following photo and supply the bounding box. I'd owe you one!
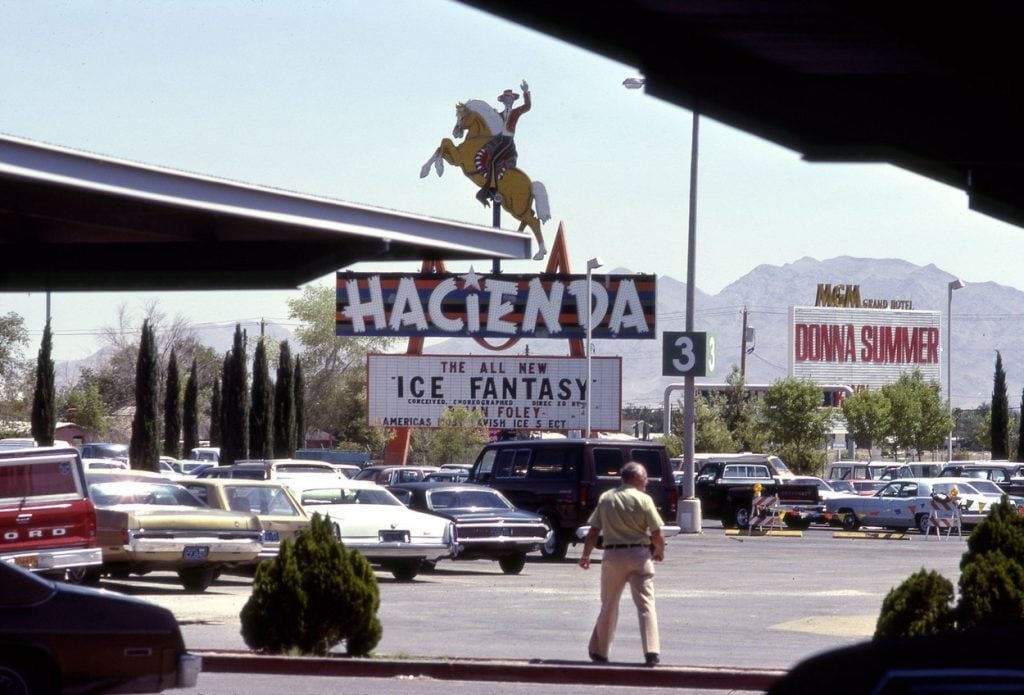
[2,0,1021,361]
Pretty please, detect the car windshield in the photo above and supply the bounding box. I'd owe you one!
[298,486,403,507]
[427,489,511,510]
[829,480,855,493]
[89,481,207,507]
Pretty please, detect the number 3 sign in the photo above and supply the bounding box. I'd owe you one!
[661,331,715,377]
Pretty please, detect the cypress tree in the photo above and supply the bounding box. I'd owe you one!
[294,356,305,451]
[992,351,1009,459]
[30,320,56,446]
[273,340,296,458]
[183,358,200,456]
[130,320,160,472]
[209,377,221,447]
[249,337,273,459]
[163,349,182,458]
[220,324,249,466]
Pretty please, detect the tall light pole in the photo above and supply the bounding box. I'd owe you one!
[947,278,965,461]
[585,257,604,438]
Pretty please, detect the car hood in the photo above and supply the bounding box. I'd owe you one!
[431,509,545,524]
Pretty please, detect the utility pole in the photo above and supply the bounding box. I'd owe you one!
[740,307,748,379]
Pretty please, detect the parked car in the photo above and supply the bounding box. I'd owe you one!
[470,438,679,560]
[85,470,263,591]
[196,459,347,481]
[182,479,310,562]
[286,477,457,581]
[0,446,103,582]
[352,465,440,486]
[0,561,201,693]
[188,446,220,463]
[388,482,548,574]
[790,476,858,502]
[424,469,470,482]
[940,462,1024,496]
[823,477,1011,533]
[78,442,129,463]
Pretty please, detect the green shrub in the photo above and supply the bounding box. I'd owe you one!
[240,513,382,656]
[874,568,955,638]
[960,497,1024,570]
[958,550,1024,630]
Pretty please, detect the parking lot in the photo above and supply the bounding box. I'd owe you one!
[110,523,969,679]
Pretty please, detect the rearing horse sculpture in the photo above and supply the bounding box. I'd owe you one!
[420,99,550,260]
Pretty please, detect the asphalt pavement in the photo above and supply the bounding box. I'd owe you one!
[116,523,969,693]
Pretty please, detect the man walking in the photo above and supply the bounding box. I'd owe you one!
[579,461,666,667]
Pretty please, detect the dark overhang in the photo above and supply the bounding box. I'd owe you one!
[0,134,531,292]
[459,0,1024,229]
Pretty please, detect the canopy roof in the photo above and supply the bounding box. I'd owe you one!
[462,0,1024,229]
[0,134,530,292]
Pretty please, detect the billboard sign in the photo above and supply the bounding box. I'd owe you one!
[337,271,656,340]
[367,354,622,431]
[790,306,941,389]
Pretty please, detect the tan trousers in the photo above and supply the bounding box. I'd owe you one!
[587,546,660,658]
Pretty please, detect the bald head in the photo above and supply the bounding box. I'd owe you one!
[621,461,649,488]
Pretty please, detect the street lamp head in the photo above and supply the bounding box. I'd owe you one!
[948,278,965,291]
[586,257,604,271]
[622,76,646,90]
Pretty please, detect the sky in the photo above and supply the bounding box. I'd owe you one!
[2,0,1023,362]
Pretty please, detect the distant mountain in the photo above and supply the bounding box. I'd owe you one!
[429,257,1023,410]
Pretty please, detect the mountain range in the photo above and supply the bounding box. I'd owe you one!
[56,257,1023,412]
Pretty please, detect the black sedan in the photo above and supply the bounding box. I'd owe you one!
[0,560,200,693]
[388,482,549,575]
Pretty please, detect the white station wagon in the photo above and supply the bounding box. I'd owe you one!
[286,478,457,580]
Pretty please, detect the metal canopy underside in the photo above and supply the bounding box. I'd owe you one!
[461,0,1024,230]
[0,135,531,292]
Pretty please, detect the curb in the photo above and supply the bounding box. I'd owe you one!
[194,651,786,691]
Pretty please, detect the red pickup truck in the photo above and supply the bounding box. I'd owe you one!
[0,446,103,580]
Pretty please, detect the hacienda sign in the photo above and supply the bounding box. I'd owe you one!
[367,354,622,431]
[336,271,656,340]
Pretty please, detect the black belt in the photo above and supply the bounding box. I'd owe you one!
[604,543,649,549]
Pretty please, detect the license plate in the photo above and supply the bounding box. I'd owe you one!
[182,546,209,560]
[379,530,410,543]
[263,530,280,542]
[14,554,38,569]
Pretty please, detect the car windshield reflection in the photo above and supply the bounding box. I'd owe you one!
[89,481,207,507]
[426,489,512,510]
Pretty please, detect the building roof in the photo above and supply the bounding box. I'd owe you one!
[460,1,1024,231]
[0,134,531,292]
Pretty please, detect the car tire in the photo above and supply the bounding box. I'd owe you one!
[64,566,102,586]
[783,514,811,530]
[178,567,217,592]
[733,506,751,529]
[498,553,527,575]
[539,517,568,561]
[390,560,420,581]
[0,656,55,695]
[916,513,932,535]
[841,512,860,531]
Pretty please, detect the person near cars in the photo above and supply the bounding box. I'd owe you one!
[578,461,665,667]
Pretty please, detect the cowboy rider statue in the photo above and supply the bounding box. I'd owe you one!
[476,80,530,205]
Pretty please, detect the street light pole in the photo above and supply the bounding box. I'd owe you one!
[947,278,964,461]
[585,257,604,438]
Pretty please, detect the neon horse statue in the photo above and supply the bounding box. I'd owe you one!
[420,99,550,260]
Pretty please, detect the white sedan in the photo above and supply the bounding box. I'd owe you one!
[286,478,457,580]
[823,477,1015,533]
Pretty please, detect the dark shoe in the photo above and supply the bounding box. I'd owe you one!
[645,652,660,667]
[589,651,608,664]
